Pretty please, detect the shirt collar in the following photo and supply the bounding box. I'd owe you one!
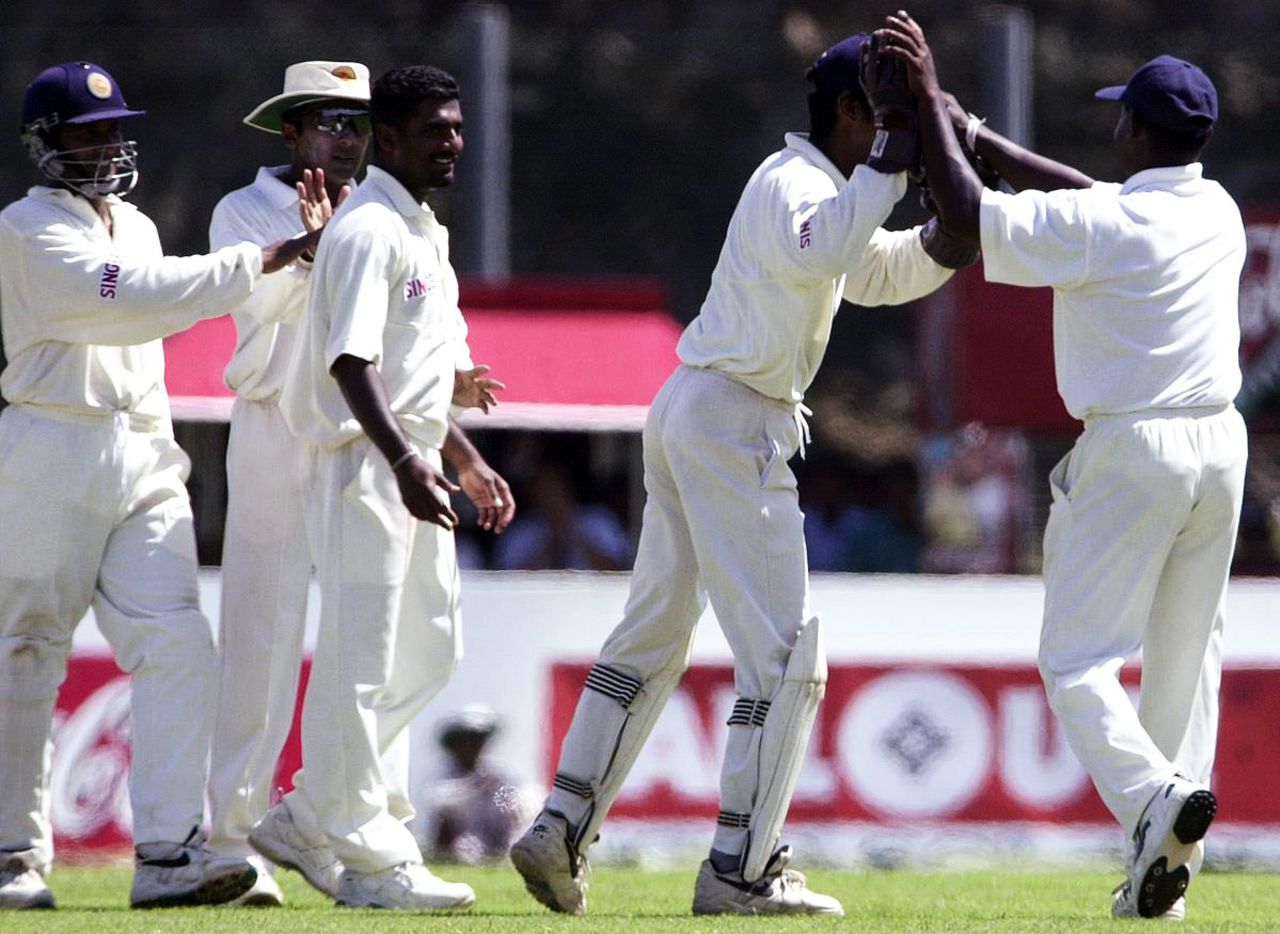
[256,165,303,209]
[27,185,130,221]
[1120,161,1203,194]
[784,132,848,188]
[255,165,362,210]
[365,164,435,220]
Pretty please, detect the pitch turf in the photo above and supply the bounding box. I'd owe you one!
[8,862,1280,931]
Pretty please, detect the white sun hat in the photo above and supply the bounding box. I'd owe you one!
[243,60,370,134]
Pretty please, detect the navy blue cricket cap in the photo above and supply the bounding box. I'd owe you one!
[21,61,145,130]
[806,33,872,93]
[1095,55,1217,133]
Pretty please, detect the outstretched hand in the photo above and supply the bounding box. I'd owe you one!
[878,10,941,100]
[296,167,350,234]
[453,364,506,413]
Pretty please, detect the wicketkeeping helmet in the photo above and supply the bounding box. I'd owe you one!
[20,61,146,198]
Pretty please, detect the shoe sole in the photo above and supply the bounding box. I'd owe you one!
[249,829,336,898]
[234,888,285,907]
[1173,789,1217,845]
[131,864,256,909]
[510,844,581,915]
[335,892,476,910]
[0,893,55,910]
[1137,790,1217,919]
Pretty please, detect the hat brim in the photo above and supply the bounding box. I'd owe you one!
[243,90,368,134]
[1094,85,1125,102]
[64,107,146,124]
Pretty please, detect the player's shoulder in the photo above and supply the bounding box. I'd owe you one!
[331,183,404,236]
[212,179,262,213]
[0,187,68,230]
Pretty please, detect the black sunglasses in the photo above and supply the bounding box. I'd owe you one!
[307,108,372,138]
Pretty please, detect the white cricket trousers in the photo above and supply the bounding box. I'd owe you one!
[1038,404,1246,834]
[288,439,461,873]
[0,405,216,870]
[549,366,812,850]
[208,399,313,859]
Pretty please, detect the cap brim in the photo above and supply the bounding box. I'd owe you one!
[243,90,369,134]
[64,107,146,124]
[1094,85,1125,101]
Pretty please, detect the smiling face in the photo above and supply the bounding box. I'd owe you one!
[282,101,371,193]
[374,97,463,199]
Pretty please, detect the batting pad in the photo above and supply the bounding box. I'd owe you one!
[551,661,684,852]
[741,614,827,882]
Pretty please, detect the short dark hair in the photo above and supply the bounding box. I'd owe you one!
[807,86,871,142]
[371,65,459,129]
[1132,109,1212,162]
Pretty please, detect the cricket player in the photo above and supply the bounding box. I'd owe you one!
[0,61,319,910]
[205,60,373,907]
[879,12,1246,921]
[510,33,972,916]
[273,64,511,910]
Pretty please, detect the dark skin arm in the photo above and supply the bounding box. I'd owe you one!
[330,353,460,529]
[442,418,516,533]
[939,93,1095,193]
[878,11,1094,244]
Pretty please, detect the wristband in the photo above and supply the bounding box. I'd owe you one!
[390,449,417,472]
[964,113,986,153]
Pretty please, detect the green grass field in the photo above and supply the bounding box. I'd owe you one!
[6,862,1280,932]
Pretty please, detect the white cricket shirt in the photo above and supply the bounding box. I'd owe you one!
[209,165,316,404]
[0,186,262,426]
[980,163,1245,419]
[677,132,953,404]
[282,165,462,451]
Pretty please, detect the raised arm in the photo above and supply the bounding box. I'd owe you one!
[881,11,1093,198]
[874,13,985,244]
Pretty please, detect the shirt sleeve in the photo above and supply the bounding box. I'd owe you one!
[7,212,261,346]
[317,222,394,371]
[209,193,311,327]
[979,185,1103,290]
[841,225,954,306]
[766,164,908,284]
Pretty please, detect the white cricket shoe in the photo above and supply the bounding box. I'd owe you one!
[0,851,54,910]
[1126,775,1216,919]
[232,856,284,907]
[691,846,844,916]
[130,841,256,908]
[1113,879,1186,921]
[249,799,342,897]
[335,861,475,910]
[509,810,589,914]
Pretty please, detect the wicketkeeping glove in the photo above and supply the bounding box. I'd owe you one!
[858,32,920,176]
[919,217,980,269]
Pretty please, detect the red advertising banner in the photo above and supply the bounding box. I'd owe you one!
[47,657,1280,855]
[51,654,308,857]
[549,662,1280,825]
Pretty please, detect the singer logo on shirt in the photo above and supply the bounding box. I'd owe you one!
[99,259,122,299]
[404,273,438,302]
[799,219,813,250]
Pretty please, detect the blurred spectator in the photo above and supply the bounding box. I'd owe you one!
[417,706,538,865]
[494,459,632,570]
[841,459,923,573]
[799,455,866,571]
[919,423,1027,574]
[1233,457,1280,574]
